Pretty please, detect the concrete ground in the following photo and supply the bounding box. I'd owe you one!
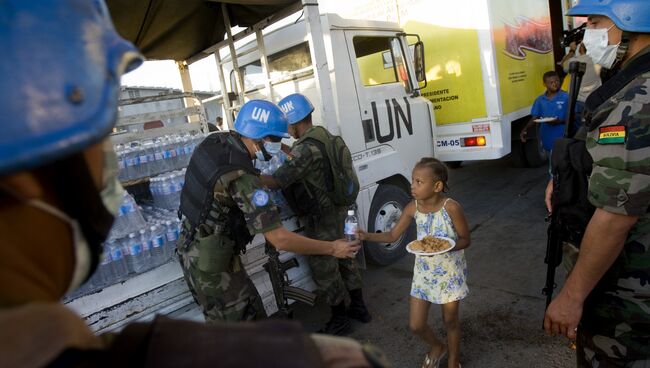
[293,157,576,368]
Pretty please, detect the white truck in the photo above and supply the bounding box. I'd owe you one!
[66,0,434,331]
[316,0,557,167]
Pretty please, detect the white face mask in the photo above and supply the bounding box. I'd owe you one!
[582,26,619,68]
[263,141,282,156]
[25,199,92,294]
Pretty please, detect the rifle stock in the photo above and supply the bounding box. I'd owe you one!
[264,242,317,317]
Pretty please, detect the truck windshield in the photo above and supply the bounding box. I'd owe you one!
[234,42,312,92]
[353,36,411,93]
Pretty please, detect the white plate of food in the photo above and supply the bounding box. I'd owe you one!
[533,117,557,123]
[406,235,456,256]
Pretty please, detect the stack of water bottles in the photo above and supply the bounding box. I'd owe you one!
[255,152,293,219]
[67,196,183,298]
[116,131,206,182]
[149,168,186,210]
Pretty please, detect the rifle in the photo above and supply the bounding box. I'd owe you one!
[542,61,586,310]
[263,242,317,318]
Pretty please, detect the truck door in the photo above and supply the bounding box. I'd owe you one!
[345,32,433,156]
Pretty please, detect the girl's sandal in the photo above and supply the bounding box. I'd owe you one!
[421,347,447,368]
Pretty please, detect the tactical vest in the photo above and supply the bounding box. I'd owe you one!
[281,128,333,218]
[179,132,255,249]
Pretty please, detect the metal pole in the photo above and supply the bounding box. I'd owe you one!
[213,51,233,129]
[256,28,274,101]
[177,61,199,123]
[222,3,246,108]
[302,0,340,135]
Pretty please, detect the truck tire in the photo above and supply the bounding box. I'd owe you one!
[524,136,548,167]
[364,184,415,265]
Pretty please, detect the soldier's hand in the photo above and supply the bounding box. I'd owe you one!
[543,291,583,339]
[331,239,361,259]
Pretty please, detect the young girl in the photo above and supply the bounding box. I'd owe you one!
[359,158,470,368]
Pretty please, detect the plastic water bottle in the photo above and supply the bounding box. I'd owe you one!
[93,249,112,288]
[116,148,127,182]
[268,155,282,172]
[150,225,166,266]
[108,240,128,282]
[165,220,179,251]
[344,210,358,241]
[136,145,148,179]
[153,138,166,173]
[126,232,146,273]
[123,148,138,181]
[139,228,153,270]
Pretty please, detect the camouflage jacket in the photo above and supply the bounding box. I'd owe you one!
[213,170,282,237]
[582,45,650,354]
[273,126,344,240]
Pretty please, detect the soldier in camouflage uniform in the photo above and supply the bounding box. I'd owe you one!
[178,99,360,323]
[261,94,371,336]
[544,1,650,366]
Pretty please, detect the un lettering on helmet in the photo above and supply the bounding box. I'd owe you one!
[251,107,270,124]
[280,101,294,113]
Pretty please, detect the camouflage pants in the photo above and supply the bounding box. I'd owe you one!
[309,255,363,306]
[177,230,264,323]
[304,210,364,306]
[577,329,650,367]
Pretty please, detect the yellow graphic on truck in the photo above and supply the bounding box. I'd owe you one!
[489,0,554,114]
[407,21,487,125]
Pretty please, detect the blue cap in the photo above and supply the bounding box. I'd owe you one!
[0,0,143,175]
[278,93,315,125]
[234,100,290,139]
[567,0,650,32]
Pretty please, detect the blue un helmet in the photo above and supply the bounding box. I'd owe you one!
[0,0,143,175]
[234,100,290,139]
[278,93,315,125]
[567,0,650,32]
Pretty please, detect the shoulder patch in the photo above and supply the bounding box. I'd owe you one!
[252,189,270,206]
[597,125,626,144]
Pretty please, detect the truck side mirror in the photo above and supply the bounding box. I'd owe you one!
[414,41,426,83]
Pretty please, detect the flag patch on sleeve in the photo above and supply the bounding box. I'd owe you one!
[597,125,626,144]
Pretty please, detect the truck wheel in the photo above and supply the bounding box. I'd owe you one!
[524,136,548,167]
[364,184,415,265]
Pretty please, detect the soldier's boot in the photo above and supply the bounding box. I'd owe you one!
[347,288,372,323]
[320,301,351,336]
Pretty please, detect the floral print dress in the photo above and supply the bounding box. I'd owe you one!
[410,198,469,304]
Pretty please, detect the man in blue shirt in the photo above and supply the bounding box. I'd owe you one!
[519,71,569,174]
